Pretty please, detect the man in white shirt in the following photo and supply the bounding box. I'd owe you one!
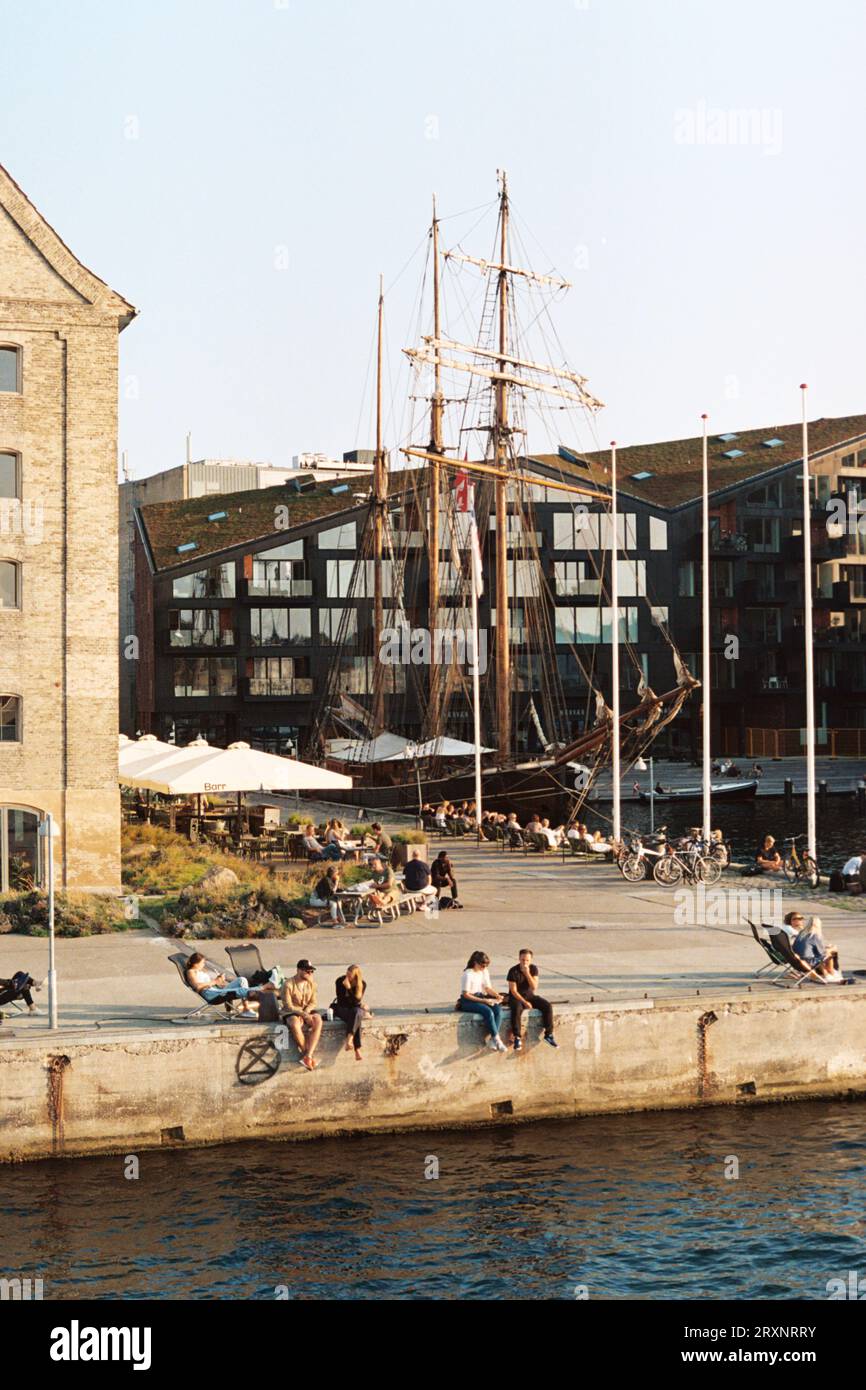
[842,854,863,879]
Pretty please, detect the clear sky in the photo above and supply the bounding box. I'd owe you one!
[2,0,865,477]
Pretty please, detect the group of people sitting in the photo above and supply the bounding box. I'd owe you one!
[423,801,478,836]
[457,948,558,1052]
[184,955,372,1066]
[302,819,393,864]
[307,848,463,926]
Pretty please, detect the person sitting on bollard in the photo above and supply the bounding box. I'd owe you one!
[431,849,462,909]
[282,960,323,1070]
[506,948,558,1051]
[456,951,506,1052]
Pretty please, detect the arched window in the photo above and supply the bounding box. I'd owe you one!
[0,346,21,393]
[0,695,21,742]
[0,452,20,500]
[0,560,20,609]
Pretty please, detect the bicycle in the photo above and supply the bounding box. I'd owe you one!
[781,834,820,888]
[652,842,722,886]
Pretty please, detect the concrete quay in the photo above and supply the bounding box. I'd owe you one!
[2,841,866,1161]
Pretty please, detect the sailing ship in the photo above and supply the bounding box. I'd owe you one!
[305,174,698,822]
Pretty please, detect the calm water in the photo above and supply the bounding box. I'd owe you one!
[586,795,864,864]
[3,1101,865,1300]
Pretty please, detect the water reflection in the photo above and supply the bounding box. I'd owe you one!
[2,1099,865,1300]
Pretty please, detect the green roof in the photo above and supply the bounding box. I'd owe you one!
[138,469,431,573]
[529,414,866,510]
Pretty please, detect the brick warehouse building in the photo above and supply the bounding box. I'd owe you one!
[130,413,866,763]
[0,163,135,892]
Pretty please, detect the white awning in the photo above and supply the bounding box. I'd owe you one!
[118,738,352,793]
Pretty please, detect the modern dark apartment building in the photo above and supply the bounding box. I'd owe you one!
[130,413,866,761]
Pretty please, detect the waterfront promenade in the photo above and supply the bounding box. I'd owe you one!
[2,839,866,1035]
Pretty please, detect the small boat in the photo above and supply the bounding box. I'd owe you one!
[638,779,759,804]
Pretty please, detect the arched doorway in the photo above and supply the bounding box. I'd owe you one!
[0,806,42,893]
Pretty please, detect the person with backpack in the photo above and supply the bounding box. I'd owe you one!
[431,850,462,909]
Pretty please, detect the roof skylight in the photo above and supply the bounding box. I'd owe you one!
[722,449,745,459]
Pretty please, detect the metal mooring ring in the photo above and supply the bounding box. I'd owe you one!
[236,1035,282,1085]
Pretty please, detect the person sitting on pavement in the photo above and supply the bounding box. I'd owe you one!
[431,849,462,909]
[366,856,398,917]
[589,830,611,853]
[185,952,260,1016]
[456,950,507,1052]
[282,960,323,1069]
[792,915,850,983]
[753,835,782,874]
[332,964,373,1061]
[303,823,341,862]
[506,948,558,1051]
[310,865,347,926]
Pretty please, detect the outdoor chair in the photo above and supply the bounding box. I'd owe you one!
[765,928,827,987]
[226,942,270,984]
[168,951,248,1022]
[747,921,790,981]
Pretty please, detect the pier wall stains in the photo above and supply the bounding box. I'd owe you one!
[2,992,866,1162]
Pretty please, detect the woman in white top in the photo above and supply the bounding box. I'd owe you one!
[456,951,507,1051]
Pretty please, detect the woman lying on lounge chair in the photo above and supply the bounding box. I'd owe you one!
[792,916,849,983]
[185,952,263,1016]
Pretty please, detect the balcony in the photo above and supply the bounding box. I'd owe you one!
[248,678,314,697]
[247,578,313,598]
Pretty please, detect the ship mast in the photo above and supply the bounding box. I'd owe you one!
[372,274,386,732]
[494,170,511,760]
[428,197,443,732]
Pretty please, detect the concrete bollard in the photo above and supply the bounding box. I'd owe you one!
[858,784,866,815]
[819,779,829,809]
[784,778,794,807]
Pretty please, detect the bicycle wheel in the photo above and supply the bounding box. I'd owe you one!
[782,855,797,883]
[620,854,647,882]
[653,856,683,886]
[696,856,722,886]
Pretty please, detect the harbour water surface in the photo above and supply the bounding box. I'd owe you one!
[3,1100,865,1300]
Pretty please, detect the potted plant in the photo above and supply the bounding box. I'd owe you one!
[390,828,428,868]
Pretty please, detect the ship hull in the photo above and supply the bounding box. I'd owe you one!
[324,759,579,823]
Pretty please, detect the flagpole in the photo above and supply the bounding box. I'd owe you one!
[610,441,621,846]
[470,514,483,837]
[801,384,817,863]
[701,413,712,846]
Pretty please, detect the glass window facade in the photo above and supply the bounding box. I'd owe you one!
[0,695,21,741]
[0,452,19,499]
[0,348,20,393]
[250,608,312,646]
[171,564,235,598]
[172,658,237,697]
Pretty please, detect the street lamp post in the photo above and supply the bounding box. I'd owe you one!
[37,813,60,1030]
[635,755,655,834]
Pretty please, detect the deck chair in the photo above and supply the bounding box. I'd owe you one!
[168,951,247,1022]
[765,928,827,988]
[747,921,790,980]
[225,943,270,983]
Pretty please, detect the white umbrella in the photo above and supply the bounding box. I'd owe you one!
[119,735,189,782]
[125,741,352,795]
[383,736,494,761]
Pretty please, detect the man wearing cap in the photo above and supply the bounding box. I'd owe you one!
[282,960,322,1071]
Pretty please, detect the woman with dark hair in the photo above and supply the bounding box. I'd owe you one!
[456,951,506,1051]
[431,850,461,908]
[333,964,372,1060]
